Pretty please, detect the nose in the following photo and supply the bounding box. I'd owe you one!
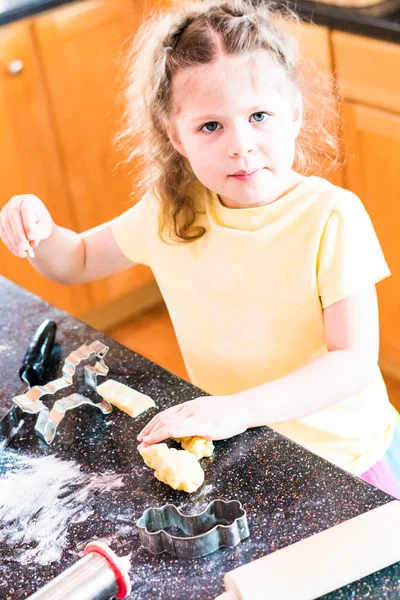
[227,123,256,158]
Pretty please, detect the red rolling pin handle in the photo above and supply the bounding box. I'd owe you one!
[83,541,132,599]
[26,541,132,600]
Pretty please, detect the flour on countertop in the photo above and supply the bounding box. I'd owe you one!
[177,484,214,514]
[0,451,124,565]
[0,420,25,453]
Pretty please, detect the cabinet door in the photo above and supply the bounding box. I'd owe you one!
[283,21,332,73]
[0,19,91,315]
[278,21,344,187]
[341,101,400,365]
[332,31,400,115]
[33,0,153,308]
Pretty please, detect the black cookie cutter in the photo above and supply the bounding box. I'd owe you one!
[137,499,250,558]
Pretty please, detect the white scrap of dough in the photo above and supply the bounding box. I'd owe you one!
[139,443,204,493]
[175,436,214,460]
[96,379,155,417]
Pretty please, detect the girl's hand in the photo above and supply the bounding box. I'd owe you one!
[0,194,53,258]
[137,395,249,447]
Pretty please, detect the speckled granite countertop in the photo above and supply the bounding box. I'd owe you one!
[0,275,399,599]
[2,0,400,43]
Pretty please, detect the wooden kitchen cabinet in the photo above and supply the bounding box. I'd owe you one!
[333,32,400,372]
[32,0,154,311]
[341,102,400,367]
[281,21,344,187]
[332,30,400,115]
[283,20,332,73]
[0,19,92,315]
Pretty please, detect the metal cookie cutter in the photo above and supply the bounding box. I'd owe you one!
[35,393,112,444]
[137,499,250,558]
[12,341,112,444]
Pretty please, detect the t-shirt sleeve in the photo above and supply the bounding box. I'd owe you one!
[317,191,391,308]
[111,191,157,266]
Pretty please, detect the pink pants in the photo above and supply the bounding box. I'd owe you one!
[360,407,400,500]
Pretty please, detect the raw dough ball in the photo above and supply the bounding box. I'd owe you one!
[139,443,204,493]
[176,436,214,460]
[96,379,155,417]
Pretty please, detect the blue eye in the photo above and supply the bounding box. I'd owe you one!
[251,112,269,123]
[200,112,270,133]
[201,122,220,133]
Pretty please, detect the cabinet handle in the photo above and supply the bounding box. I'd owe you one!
[7,60,24,75]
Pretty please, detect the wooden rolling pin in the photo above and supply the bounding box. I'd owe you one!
[215,500,400,600]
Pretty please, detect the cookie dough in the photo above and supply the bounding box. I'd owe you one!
[139,443,204,493]
[175,436,214,460]
[96,379,156,417]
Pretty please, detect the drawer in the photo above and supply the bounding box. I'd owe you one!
[332,31,400,113]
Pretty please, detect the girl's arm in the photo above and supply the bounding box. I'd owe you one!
[238,283,379,427]
[0,194,134,284]
[138,284,380,444]
[30,220,134,285]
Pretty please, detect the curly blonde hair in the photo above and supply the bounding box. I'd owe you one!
[117,0,341,243]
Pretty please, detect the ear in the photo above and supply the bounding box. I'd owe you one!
[292,91,303,140]
[164,118,188,158]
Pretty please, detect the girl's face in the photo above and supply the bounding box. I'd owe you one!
[165,50,303,209]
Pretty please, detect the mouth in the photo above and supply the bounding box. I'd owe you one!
[229,168,262,180]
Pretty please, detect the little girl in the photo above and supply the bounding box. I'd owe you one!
[1,0,399,498]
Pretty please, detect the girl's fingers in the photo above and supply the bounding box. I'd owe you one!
[137,404,187,441]
[140,425,171,445]
[0,218,8,251]
[0,195,49,258]
[8,203,30,257]
[137,414,165,441]
[141,420,210,445]
[20,197,40,244]
[142,418,174,440]
[9,226,28,258]
[137,413,177,441]
[137,441,149,452]
[0,211,19,256]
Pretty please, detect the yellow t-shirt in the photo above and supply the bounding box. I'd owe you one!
[111,176,394,475]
